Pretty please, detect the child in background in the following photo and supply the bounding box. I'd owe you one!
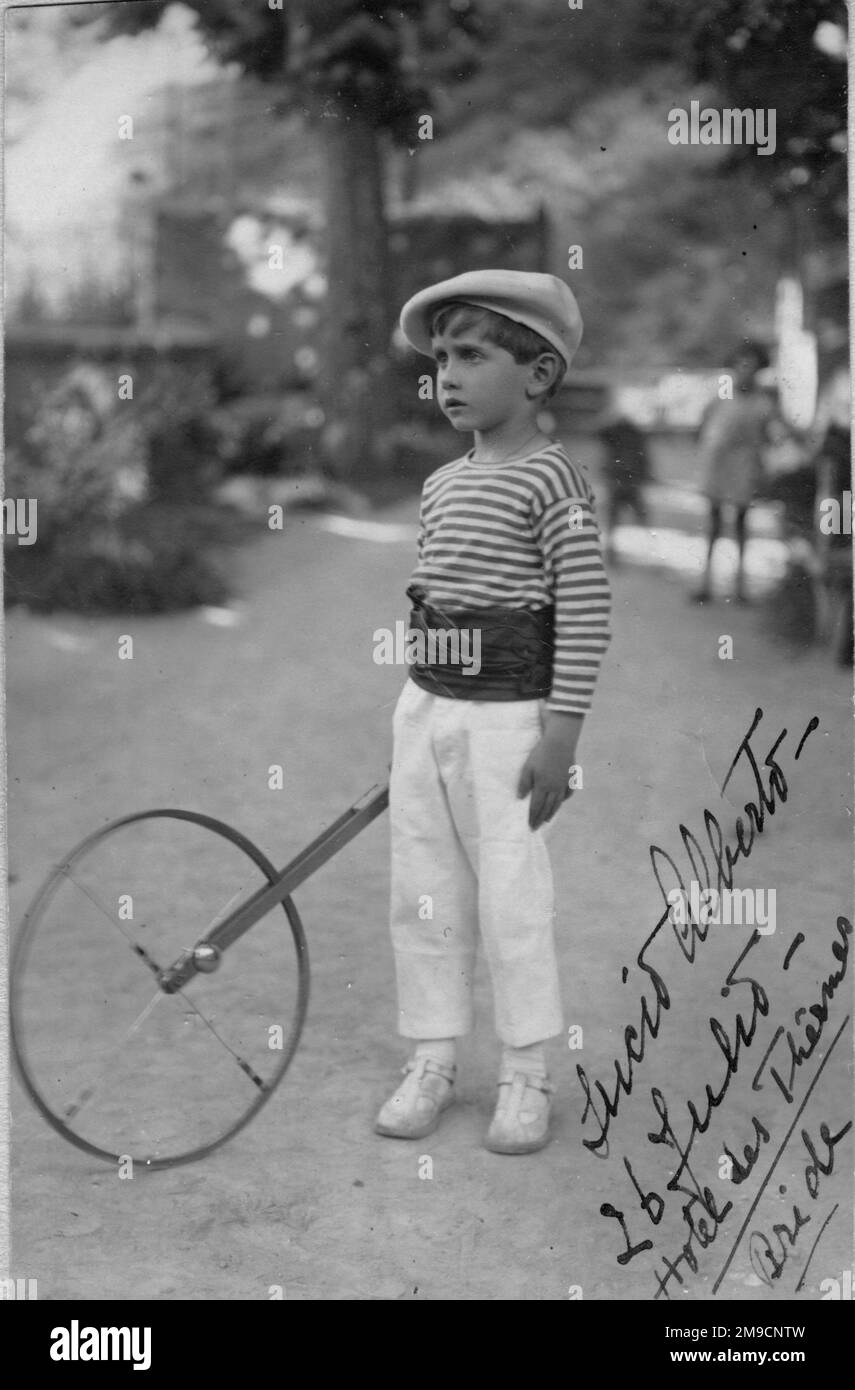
[597,401,652,562]
[692,340,775,604]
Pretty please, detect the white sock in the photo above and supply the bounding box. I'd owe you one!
[501,1043,547,1077]
[414,1038,456,1067]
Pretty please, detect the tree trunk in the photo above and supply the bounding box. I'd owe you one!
[317,111,394,485]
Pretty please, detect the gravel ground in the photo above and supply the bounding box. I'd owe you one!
[5,489,853,1301]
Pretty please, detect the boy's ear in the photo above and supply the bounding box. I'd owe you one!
[526,352,563,400]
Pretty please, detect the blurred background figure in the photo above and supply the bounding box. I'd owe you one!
[813,364,852,664]
[596,396,652,564]
[751,359,850,660]
[691,340,776,604]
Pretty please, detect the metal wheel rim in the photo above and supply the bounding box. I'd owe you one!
[10,808,310,1169]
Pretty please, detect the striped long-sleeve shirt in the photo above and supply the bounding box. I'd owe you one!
[410,442,612,714]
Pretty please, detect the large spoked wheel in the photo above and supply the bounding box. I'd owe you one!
[10,810,310,1170]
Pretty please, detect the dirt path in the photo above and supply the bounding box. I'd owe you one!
[6,497,853,1301]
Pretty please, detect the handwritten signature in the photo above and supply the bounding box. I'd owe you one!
[576,706,852,1297]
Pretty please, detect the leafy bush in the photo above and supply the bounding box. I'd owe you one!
[137,363,225,501]
[4,501,233,615]
[4,359,234,614]
[213,392,326,477]
[4,363,148,543]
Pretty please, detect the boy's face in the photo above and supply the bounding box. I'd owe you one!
[432,324,542,433]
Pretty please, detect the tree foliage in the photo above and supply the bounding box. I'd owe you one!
[637,0,847,217]
[65,1,845,379]
[93,0,497,136]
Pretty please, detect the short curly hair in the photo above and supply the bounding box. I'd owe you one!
[429,301,564,399]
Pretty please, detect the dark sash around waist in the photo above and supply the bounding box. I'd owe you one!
[405,584,554,701]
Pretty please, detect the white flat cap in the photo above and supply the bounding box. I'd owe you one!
[399,269,583,376]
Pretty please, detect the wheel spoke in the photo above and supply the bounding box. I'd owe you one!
[62,867,164,975]
[203,885,247,936]
[64,866,268,1097]
[13,809,310,1166]
[64,990,167,1121]
[177,984,269,1093]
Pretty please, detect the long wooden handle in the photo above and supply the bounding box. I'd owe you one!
[159,783,390,992]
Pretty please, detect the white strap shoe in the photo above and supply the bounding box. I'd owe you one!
[374,1056,457,1139]
[485,1070,555,1154]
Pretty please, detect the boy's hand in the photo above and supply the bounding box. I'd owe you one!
[517,711,584,830]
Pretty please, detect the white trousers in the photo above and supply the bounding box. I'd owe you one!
[389,680,563,1047]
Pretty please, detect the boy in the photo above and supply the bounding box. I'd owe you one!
[376,270,612,1154]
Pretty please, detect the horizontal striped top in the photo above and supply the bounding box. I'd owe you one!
[410,442,612,714]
